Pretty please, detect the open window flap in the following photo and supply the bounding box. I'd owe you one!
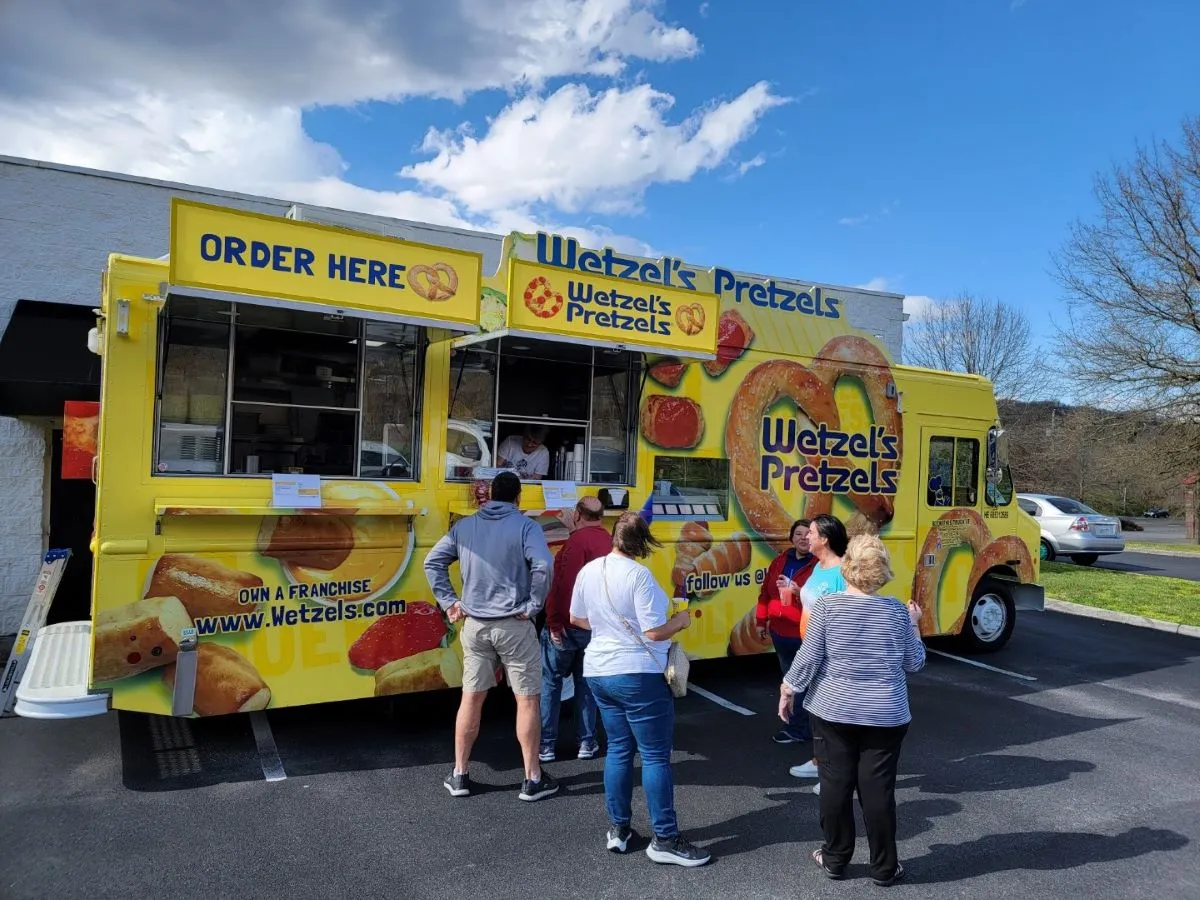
[451,326,715,360]
[162,285,479,336]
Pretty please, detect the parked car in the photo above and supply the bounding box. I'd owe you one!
[1016,493,1125,565]
[1143,507,1170,519]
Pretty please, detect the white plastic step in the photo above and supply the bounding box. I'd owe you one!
[13,621,109,719]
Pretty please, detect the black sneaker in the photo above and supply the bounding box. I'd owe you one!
[646,835,712,867]
[606,824,634,853]
[444,771,470,797]
[518,770,560,802]
[872,862,905,887]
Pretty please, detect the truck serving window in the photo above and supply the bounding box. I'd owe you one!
[445,336,638,485]
[650,456,729,521]
[153,297,425,479]
[926,436,980,508]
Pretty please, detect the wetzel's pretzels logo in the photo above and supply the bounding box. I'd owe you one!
[523,275,564,319]
[724,336,905,554]
[675,302,706,336]
[407,263,458,301]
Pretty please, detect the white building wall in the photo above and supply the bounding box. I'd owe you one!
[0,158,294,633]
[0,155,906,633]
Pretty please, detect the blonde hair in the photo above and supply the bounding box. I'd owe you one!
[841,534,894,595]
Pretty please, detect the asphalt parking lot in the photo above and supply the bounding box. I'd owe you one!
[1095,550,1200,582]
[2,610,1198,900]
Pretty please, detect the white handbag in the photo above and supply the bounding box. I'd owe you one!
[601,559,690,698]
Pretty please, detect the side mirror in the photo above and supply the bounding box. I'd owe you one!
[995,428,1009,466]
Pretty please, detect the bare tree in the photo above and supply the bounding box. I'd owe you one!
[1053,114,1200,464]
[903,293,1041,399]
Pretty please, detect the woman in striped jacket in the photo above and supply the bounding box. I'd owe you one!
[778,533,926,888]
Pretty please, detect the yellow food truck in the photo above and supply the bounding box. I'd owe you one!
[14,198,1043,719]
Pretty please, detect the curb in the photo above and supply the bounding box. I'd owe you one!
[1044,598,1200,639]
[1120,546,1200,559]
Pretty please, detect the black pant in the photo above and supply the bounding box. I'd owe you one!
[811,714,908,880]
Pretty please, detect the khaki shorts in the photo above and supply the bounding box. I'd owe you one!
[460,616,541,696]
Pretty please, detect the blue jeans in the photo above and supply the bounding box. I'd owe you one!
[539,627,598,748]
[771,630,812,741]
[587,673,679,839]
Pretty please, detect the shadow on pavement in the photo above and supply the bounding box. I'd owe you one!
[120,679,556,792]
[902,826,1190,883]
[898,754,1096,795]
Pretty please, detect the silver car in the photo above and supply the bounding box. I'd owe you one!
[1016,493,1125,565]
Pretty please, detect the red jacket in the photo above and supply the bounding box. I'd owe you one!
[756,550,816,639]
[546,524,612,631]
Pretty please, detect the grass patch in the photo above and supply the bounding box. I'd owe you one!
[1041,561,1200,626]
[1125,541,1200,555]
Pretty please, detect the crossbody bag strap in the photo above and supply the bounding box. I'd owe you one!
[601,558,667,673]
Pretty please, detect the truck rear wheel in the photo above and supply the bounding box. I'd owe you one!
[957,577,1016,654]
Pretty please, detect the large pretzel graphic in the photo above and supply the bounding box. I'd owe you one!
[912,509,991,634]
[726,359,839,554]
[408,263,459,301]
[810,335,904,532]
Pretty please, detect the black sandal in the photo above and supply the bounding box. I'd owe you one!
[872,862,905,887]
[812,849,844,880]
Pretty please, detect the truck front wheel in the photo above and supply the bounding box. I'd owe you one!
[957,577,1016,654]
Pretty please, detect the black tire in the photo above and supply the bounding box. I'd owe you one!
[957,577,1016,654]
[1040,540,1056,562]
[1072,553,1098,566]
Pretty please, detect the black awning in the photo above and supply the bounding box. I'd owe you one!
[0,300,101,417]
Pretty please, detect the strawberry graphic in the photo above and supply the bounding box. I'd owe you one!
[348,603,448,671]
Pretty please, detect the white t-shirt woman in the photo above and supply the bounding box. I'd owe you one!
[570,553,670,676]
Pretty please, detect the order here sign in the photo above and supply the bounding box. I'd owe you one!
[167,199,483,329]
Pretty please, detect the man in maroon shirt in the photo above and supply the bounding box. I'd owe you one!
[539,495,611,762]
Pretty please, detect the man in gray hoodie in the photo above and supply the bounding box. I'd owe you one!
[424,471,558,802]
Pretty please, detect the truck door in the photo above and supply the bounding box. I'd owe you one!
[915,426,984,634]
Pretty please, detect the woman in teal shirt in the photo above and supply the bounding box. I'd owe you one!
[788,513,848,783]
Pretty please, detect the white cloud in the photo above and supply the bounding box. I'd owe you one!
[0,0,787,257]
[699,2,710,16]
[858,277,936,320]
[0,0,699,106]
[838,203,894,227]
[403,81,789,216]
[737,153,767,176]
[903,294,938,321]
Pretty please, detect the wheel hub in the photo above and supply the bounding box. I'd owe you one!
[972,594,1007,641]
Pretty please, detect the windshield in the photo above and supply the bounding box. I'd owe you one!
[1046,497,1098,515]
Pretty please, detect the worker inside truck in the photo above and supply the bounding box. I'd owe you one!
[445,335,639,488]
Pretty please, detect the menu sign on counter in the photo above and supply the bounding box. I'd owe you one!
[168,198,484,330]
[541,481,580,509]
[271,473,322,508]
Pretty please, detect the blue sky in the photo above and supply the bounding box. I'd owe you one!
[3,0,1200,356]
[304,0,1200,349]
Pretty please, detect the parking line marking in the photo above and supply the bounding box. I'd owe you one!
[249,711,287,782]
[928,649,1038,682]
[688,684,756,716]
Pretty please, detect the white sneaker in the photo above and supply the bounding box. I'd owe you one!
[813,782,821,796]
[790,761,819,778]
